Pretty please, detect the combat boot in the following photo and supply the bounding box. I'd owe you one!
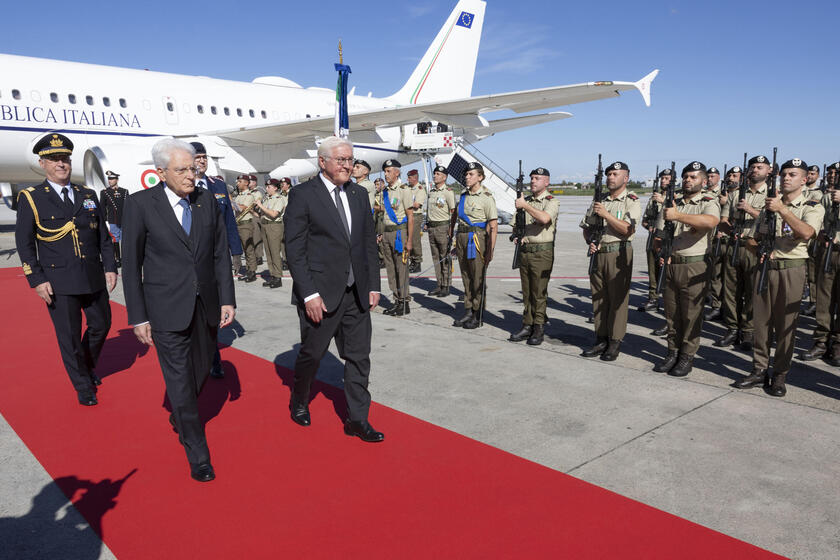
[462,311,480,329]
[739,331,754,352]
[651,325,668,337]
[508,324,532,342]
[653,350,679,373]
[767,372,787,397]
[394,301,410,316]
[383,302,401,316]
[705,308,722,321]
[244,271,257,283]
[638,298,658,312]
[801,341,827,362]
[526,324,544,346]
[581,338,608,357]
[802,302,816,317]
[600,340,621,361]
[668,354,693,377]
[734,368,768,389]
[453,310,473,327]
[827,342,840,367]
[715,329,739,347]
[437,286,450,297]
[270,276,283,288]
[427,286,441,296]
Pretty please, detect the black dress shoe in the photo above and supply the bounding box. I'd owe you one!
[90,374,102,386]
[209,364,225,379]
[77,392,98,406]
[651,325,668,337]
[715,329,739,347]
[766,373,786,397]
[653,351,679,373]
[668,354,693,377]
[600,339,621,361]
[190,462,215,482]
[453,310,473,327]
[290,400,311,426]
[581,339,608,357]
[527,324,544,346]
[344,419,384,442]
[733,369,768,389]
[705,308,722,321]
[509,325,532,342]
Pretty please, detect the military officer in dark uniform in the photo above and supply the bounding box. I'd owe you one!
[99,170,128,267]
[15,133,118,406]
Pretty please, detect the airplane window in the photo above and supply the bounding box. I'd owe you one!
[166,102,174,112]
[12,89,21,100]
[119,98,127,108]
[261,110,267,119]
[224,107,230,116]
[86,95,94,106]
[103,97,111,107]
[197,105,204,114]
[50,92,58,102]
[211,106,217,115]
[236,108,243,117]
[69,94,77,104]
[249,109,255,118]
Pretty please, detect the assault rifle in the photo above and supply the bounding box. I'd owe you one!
[711,164,728,259]
[655,161,677,294]
[728,153,749,266]
[586,154,604,275]
[510,160,526,269]
[756,148,778,293]
[644,165,660,252]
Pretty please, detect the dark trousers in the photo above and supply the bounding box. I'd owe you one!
[151,297,216,466]
[46,290,112,394]
[292,286,373,422]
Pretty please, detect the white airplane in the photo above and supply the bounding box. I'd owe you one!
[0,0,657,211]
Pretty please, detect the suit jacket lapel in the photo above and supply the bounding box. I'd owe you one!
[152,184,190,248]
[188,190,201,250]
[40,181,72,217]
[71,185,85,216]
[314,176,350,246]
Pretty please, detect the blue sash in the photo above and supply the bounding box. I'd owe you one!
[457,194,487,260]
[383,188,408,253]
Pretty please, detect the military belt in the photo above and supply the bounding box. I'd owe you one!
[671,255,706,264]
[459,226,486,234]
[427,220,450,227]
[598,241,630,254]
[384,224,407,232]
[769,258,807,270]
[261,218,282,224]
[521,242,553,254]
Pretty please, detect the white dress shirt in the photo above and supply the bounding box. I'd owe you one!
[164,183,189,222]
[48,180,73,203]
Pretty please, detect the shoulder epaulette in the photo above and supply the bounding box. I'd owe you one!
[805,200,819,206]
[627,193,638,200]
[25,187,35,192]
[701,196,714,202]
[484,191,493,197]
[545,195,554,200]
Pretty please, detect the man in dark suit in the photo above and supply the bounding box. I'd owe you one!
[99,170,129,267]
[16,133,117,406]
[285,136,384,442]
[121,139,236,482]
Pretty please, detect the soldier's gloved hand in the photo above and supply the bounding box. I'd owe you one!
[35,281,54,305]
[105,272,118,292]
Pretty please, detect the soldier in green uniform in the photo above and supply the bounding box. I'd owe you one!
[734,159,824,396]
[255,179,286,288]
[801,165,822,316]
[234,174,258,282]
[453,162,498,330]
[639,168,673,312]
[710,167,741,321]
[380,160,415,316]
[801,162,839,361]
[507,167,559,346]
[653,161,720,377]
[578,162,641,359]
[426,165,456,296]
[406,169,427,273]
[703,167,725,321]
[716,156,770,350]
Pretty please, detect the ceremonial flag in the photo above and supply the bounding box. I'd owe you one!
[334,63,351,138]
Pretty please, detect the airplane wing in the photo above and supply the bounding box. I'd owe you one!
[200,70,658,145]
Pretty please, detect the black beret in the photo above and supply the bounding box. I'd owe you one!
[780,158,808,172]
[354,159,371,170]
[466,162,483,172]
[659,169,673,177]
[707,167,720,174]
[607,161,629,172]
[682,161,707,175]
[748,155,770,166]
[807,165,819,172]
[433,165,448,174]
[190,141,207,155]
[266,178,282,187]
[829,162,840,170]
[382,159,401,170]
[727,166,742,174]
[105,170,120,178]
[33,133,73,156]
[530,167,550,176]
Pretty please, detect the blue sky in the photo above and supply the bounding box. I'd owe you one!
[3,0,838,183]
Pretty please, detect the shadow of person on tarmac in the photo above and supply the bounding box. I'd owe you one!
[96,328,150,380]
[0,469,136,560]
[273,343,349,422]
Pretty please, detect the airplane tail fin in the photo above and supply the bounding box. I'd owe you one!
[388,0,486,105]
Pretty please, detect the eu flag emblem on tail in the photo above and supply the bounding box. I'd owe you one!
[456,11,474,29]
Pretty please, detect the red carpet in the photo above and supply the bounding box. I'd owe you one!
[0,267,783,559]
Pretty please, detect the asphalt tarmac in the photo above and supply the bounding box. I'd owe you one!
[1,196,838,559]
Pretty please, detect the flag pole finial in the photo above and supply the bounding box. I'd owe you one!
[338,40,343,64]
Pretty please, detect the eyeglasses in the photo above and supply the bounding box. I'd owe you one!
[327,157,354,166]
[194,155,208,160]
[166,166,198,175]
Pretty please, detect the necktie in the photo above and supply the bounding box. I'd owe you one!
[333,186,354,286]
[178,198,192,234]
[197,179,205,189]
[61,187,72,209]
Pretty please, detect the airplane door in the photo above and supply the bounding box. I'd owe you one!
[162,96,179,125]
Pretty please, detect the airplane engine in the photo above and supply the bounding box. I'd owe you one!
[83,142,162,195]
